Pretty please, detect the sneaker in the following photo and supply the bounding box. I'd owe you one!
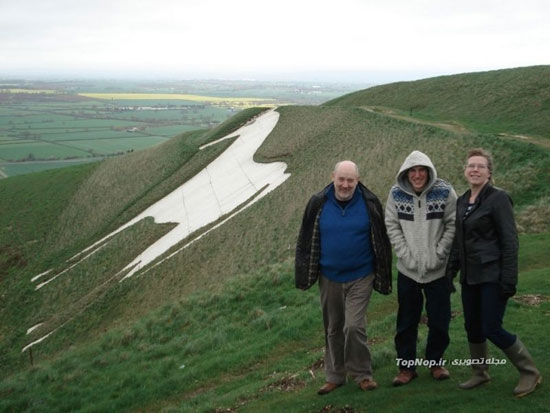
[392,369,418,386]
[431,366,450,380]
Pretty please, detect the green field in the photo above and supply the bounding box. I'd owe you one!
[0,80,366,177]
[0,100,232,166]
[0,141,91,160]
[65,136,168,154]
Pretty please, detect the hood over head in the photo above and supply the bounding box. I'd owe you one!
[396,150,437,194]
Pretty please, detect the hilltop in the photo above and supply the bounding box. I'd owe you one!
[1,66,549,412]
[325,65,550,139]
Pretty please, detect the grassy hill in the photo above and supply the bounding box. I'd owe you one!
[1,67,549,412]
[325,65,550,139]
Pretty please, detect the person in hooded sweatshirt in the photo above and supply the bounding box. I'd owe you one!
[385,150,457,386]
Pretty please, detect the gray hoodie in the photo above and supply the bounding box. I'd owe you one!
[385,151,457,283]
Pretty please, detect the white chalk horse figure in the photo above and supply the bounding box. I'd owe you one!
[24,108,290,351]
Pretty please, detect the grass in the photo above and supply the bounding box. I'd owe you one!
[0,159,98,177]
[59,135,169,154]
[516,197,550,233]
[3,102,547,372]
[1,232,548,412]
[1,68,549,411]
[0,261,321,411]
[325,65,550,138]
[0,141,92,160]
[0,108,267,377]
[0,162,98,276]
[41,107,268,257]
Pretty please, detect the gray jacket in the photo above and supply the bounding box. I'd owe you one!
[385,151,457,283]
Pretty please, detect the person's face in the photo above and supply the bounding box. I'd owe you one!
[464,155,491,187]
[332,164,359,201]
[408,166,428,192]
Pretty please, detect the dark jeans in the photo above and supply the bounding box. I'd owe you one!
[395,272,451,371]
[461,282,516,349]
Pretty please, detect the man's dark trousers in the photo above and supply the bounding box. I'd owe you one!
[395,271,451,370]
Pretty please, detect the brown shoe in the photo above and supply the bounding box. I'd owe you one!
[392,369,418,386]
[317,382,342,395]
[431,366,450,380]
[359,379,378,391]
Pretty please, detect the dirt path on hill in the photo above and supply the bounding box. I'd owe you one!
[361,106,471,134]
[362,106,550,149]
[495,133,550,149]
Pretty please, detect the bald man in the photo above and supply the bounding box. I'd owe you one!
[295,160,392,394]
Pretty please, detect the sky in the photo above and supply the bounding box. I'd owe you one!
[1,0,549,83]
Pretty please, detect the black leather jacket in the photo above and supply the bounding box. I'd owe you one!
[446,183,518,289]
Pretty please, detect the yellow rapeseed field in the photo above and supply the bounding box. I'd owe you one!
[78,92,275,105]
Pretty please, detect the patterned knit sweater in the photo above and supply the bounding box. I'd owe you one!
[385,151,457,283]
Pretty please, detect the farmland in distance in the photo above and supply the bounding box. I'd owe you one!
[0,79,367,177]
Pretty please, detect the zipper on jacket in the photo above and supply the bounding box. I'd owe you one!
[336,201,348,216]
[418,200,421,208]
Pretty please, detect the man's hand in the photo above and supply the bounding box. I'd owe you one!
[446,276,456,293]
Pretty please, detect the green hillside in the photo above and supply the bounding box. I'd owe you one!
[325,65,550,139]
[1,68,549,412]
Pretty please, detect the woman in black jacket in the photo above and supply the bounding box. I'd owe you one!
[447,148,542,397]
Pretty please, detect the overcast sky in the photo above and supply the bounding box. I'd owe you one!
[1,0,548,83]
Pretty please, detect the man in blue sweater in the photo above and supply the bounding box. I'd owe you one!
[295,160,392,395]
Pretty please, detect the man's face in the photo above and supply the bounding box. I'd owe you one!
[408,166,428,192]
[332,163,359,201]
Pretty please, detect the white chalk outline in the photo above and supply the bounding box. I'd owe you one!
[24,108,290,351]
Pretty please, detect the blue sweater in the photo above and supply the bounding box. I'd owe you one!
[319,186,374,282]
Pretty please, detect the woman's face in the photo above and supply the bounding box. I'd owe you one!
[464,155,491,187]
